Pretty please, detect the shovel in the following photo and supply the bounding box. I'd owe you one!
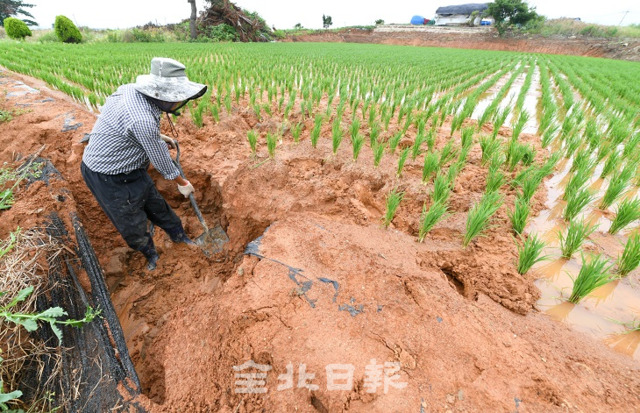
[171,140,229,256]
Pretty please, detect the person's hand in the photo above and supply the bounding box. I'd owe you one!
[160,134,176,149]
[177,180,195,198]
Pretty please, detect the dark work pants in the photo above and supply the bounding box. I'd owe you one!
[81,162,182,251]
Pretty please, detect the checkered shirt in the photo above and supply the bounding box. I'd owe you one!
[82,84,180,180]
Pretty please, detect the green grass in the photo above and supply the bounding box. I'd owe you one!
[609,198,640,234]
[616,233,640,277]
[559,219,597,258]
[517,234,547,275]
[568,254,613,304]
[463,191,503,247]
[383,189,403,228]
[418,201,448,242]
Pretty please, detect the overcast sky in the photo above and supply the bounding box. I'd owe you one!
[27,0,639,30]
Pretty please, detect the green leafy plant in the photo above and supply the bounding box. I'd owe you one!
[0,286,99,344]
[616,233,640,277]
[463,191,503,247]
[559,219,597,258]
[517,234,547,275]
[609,198,640,234]
[418,201,448,242]
[568,254,613,303]
[383,189,403,228]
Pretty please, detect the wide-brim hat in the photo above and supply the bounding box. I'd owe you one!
[134,57,207,103]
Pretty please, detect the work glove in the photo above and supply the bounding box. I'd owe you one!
[160,134,176,149]
[177,180,195,198]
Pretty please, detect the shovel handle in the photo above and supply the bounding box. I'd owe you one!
[174,141,209,231]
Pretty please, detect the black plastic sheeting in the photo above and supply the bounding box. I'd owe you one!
[435,3,489,15]
[13,160,144,412]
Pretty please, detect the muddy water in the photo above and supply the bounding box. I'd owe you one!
[528,146,640,361]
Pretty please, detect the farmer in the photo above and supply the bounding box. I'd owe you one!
[81,57,207,270]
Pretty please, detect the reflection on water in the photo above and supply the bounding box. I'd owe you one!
[605,330,640,359]
[537,258,568,281]
[588,279,619,304]
[546,301,574,322]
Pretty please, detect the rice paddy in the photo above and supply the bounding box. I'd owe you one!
[0,42,639,359]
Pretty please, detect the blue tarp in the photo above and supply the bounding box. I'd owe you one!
[411,15,426,25]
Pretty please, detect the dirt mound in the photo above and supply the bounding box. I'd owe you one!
[284,28,640,62]
[1,69,639,412]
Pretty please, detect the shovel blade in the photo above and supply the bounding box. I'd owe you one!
[195,224,229,256]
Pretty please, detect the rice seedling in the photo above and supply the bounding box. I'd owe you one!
[600,150,621,179]
[418,201,448,242]
[521,144,536,166]
[349,118,360,141]
[461,127,474,150]
[558,219,597,258]
[541,124,559,148]
[431,173,451,204]
[517,234,547,275]
[411,130,426,160]
[479,135,501,165]
[616,233,640,277]
[508,196,530,235]
[570,151,593,173]
[388,132,403,155]
[292,122,303,143]
[351,133,365,162]
[439,140,457,167]
[568,254,613,304]
[310,114,323,148]
[491,107,510,139]
[563,188,594,221]
[609,198,640,234]
[397,147,410,177]
[332,119,343,155]
[505,140,527,171]
[266,132,277,159]
[511,110,529,141]
[564,163,593,201]
[485,166,505,194]
[463,191,503,247]
[372,141,385,167]
[369,123,381,147]
[599,166,634,210]
[247,130,258,156]
[422,151,439,183]
[425,130,436,152]
[383,189,404,228]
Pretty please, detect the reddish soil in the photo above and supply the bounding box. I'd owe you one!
[284,27,640,62]
[1,68,639,412]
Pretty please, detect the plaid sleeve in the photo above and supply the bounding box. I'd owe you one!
[130,120,180,180]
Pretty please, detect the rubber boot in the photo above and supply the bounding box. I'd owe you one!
[165,224,196,246]
[138,238,159,271]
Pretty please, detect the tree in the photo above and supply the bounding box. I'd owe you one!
[294,23,303,30]
[187,0,197,40]
[4,16,31,39]
[54,15,82,43]
[487,0,541,35]
[322,14,332,29]
[0,0,37,26]
[375,19,385,25]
